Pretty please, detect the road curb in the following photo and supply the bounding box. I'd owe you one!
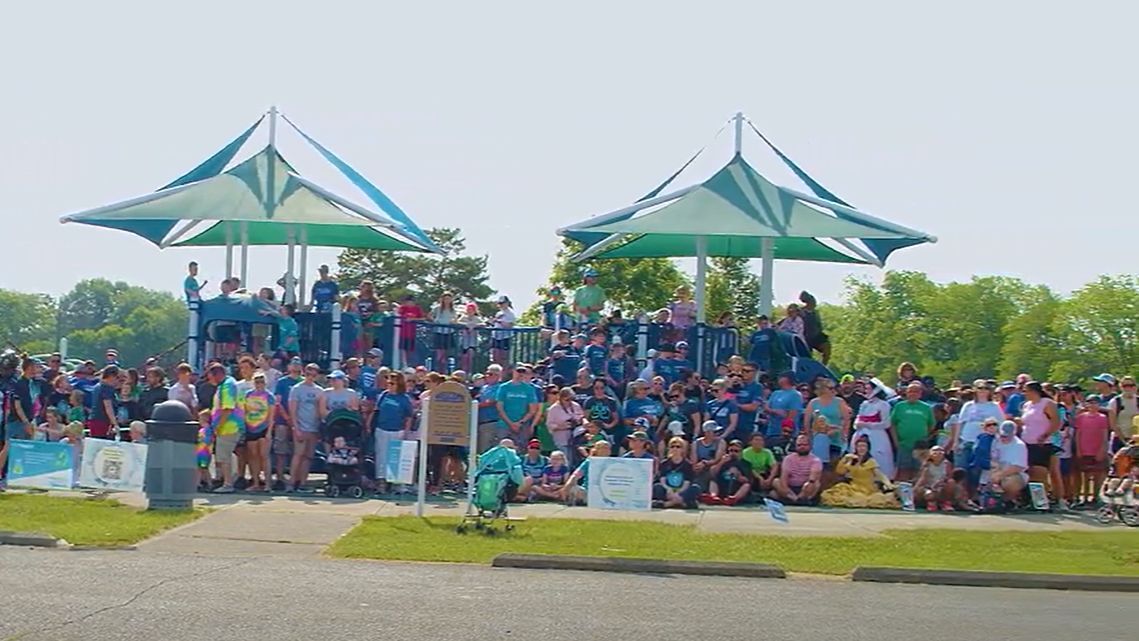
[852,567,1139,592]
[0,530,65,548]
[492,553,785,578]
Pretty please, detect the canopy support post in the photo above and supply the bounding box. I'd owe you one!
[759,237,774,316]
[695,236,708,324]
[299,227,309,309]
[224,223,234,278]
[285,227,297,306]
[733,111,744,156]
[239,221,249,287]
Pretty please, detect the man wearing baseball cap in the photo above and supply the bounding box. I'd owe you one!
[516,438,548,501]
[572,267,606,325]
[311,264,340,313]
[990,420,1028,506]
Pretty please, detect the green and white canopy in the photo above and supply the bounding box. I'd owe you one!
[559,113,936,322]
[59,111,438,253]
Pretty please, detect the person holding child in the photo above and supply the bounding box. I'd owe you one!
[913,445,965,511]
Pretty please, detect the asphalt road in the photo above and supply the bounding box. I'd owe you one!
[0,548,1133,641]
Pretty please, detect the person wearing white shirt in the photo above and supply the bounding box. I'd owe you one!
[950,381,1005,464]
[991,420,1028,502]
[851,389,896,480]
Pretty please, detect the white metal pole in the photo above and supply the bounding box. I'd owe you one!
[392,317,402,371]
[695,235,708,323]
[187,301,200,372]
[266,106,278,217]
[466,400,478,507]
[733,111,744,155]
[330,303,342,371]
[224,223,234,278]
[299,235,309,309]
[285,227,297,306]
[59,337,68,361]
[415,403,429,517]
[239,221,249,287]
[759,237,775,316]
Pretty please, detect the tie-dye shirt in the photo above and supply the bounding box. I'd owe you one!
[243,389,274,435]
[211,377,245,437]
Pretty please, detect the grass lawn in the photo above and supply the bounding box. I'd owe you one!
[0,494,201,546]
[329,516,1139,576]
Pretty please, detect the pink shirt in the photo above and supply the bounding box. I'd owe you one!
[1020,398,1053,444]
[1074,411,1110,458]
[781,452,822,487]
[545,401,584,447]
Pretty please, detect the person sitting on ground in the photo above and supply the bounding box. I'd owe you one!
[741,432,778,499]
[771,434,822,505]
[702,439,752,506]
[654,437,700,509]
[913,445,965,511]
[988,420,1029,508]
[532,450,571,501]
[517,439,548,501]
[562,438,611,505]
[820,436,898,509]
[691,420,726,491]
[622,430,657,472]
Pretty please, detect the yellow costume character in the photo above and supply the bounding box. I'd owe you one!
[821,445,899,509]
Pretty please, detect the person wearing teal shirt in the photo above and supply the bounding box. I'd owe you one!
[496,364,540,444]
[277,304,300,354]
[184,261,206,302]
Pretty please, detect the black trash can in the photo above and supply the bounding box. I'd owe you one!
[144,401,200,510]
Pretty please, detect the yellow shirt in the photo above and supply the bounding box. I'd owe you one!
[834,456,880,495]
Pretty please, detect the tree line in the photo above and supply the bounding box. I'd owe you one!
[1,230,1134,385]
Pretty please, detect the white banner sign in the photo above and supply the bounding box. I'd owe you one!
[586,457,653,511]
[374,431,417,484]
[79,439,148,492]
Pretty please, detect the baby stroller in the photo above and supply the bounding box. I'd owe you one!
[320,409,369,499]
[457,445,522,535]
[1095,483,1139,526]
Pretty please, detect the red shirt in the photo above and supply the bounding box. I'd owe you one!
[398,304,424,339]
[1074,411,1110,459]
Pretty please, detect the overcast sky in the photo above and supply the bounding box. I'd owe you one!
[2,2,1135,310]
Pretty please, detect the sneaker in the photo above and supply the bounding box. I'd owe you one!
[233,477,249,491]
[721,496,739,506]
[285,486,295,494]
[1058,499,1074,512]
[926,501,939,512]
[272,480,286,492]
[940,502,955,512]
[295,486,314,494]
[213,485,235,494]
[651,500,665,509]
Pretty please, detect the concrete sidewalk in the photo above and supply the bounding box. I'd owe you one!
[114,491,1108,558]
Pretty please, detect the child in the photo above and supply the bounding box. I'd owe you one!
[1074,397,1111,503]
[196,409,215,491]
[35,407,65,441]
[326,436,359,466]
[128,420,147,444]
[533,450,570,501]
[914,445,963,511]
[561,439,611,505]
[604,342,629,400]
[62,421,85,486]
[1104,436,1138,496]
[969,418,999,491]
[584,329,608,378]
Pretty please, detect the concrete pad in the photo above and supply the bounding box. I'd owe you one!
[141,535,327,558]
[150,509,358,545]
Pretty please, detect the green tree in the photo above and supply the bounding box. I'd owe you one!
[337,227,495,305]
[524,239,690,322]
[56,279,187,366]
[705,257,762,327]
[1050,275,1139,380]
[0,289,57,350]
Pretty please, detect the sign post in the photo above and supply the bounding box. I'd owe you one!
[416,381,473,517]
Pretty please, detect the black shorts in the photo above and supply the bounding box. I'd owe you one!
[1027,444,1055,468]
[244,430,268,442]
[492,338,511,351]
[807,332,830,351]
[399,336,416,351]
[433,333,456,350]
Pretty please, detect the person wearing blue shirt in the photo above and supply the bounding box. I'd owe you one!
[360,348,383,398]
[548,330,583,383]
[747,316,776,374]
[653,344,686,387]
[731,365,764,442]
[495,364,540,444]
[1000,381,1025,419]
[705,380,740,440]
[184,261,206,303]
[583,330,608,377]
[623,380,663,443]
[765,373,804,448]
[604,343,629,399]
[310,264,340,313]
[374,377,415,433]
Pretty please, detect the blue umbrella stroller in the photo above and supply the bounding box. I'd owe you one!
[456,444,524,535]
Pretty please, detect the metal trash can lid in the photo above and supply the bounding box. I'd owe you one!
[151,400,193,423]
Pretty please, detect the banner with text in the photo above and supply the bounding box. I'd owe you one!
[6,440,75,490]
[79,440,148,492]
[586,457,653,511]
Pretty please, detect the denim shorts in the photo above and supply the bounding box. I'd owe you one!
[4,421,29,442]
[895,446,919,471]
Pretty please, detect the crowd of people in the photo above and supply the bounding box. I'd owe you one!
[2,262,1136,514]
